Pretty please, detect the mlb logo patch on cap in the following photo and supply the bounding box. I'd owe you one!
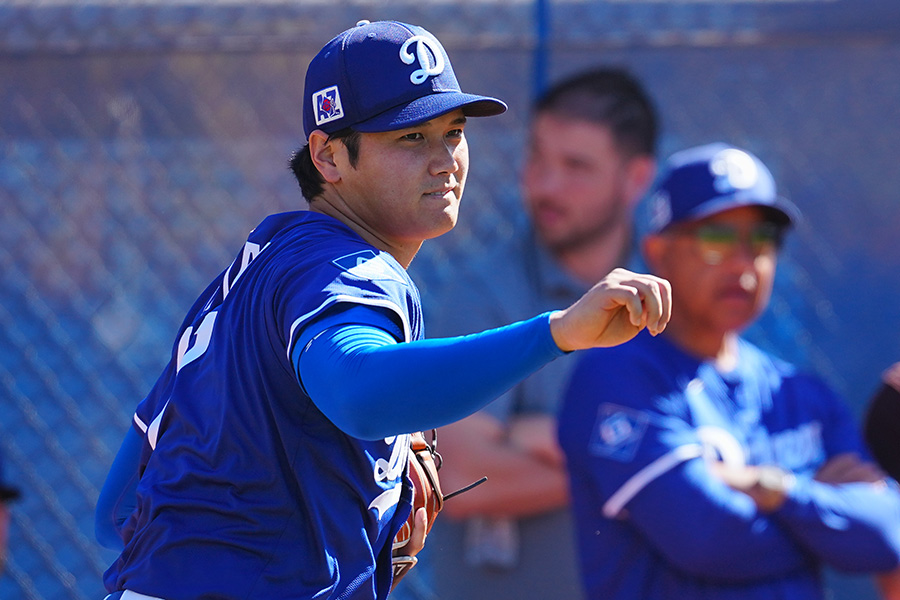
[313,85,344,127]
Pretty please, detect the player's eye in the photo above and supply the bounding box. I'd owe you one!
[683,222,786,265]
[400,132,424,141]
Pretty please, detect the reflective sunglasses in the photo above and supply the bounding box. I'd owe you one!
[670,222,786,265]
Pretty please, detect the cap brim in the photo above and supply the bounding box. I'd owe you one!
[680,195,800,229]
[353,91,507,133]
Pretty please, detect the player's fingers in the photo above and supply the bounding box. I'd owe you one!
[406,507,428,556]
[621,275,667,333]
[608,284,644,327]
[654,276,673,334]
[814,453,855,482]
[814,453,884,483]
[638,275,671,335]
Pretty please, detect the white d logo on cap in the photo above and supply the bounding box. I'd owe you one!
[711,148,759,193]
[399,35,445,85]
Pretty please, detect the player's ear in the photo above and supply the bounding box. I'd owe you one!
[641,234,667,274]
[308,130,342,183]
[624,155,657,209]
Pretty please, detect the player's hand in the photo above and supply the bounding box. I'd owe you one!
[401,507,429,558]
[709,461,794,513]
[508,414,565,468]
[549,268,671,352]
[814,453,886,485]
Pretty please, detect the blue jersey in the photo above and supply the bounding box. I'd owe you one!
[104,211,422,600]
[558,331,900,600]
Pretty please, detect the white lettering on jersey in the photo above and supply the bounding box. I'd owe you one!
[176,310,218,373]
[368,434,410,519]
[770,421,824,471]
[697,421,825,473]
[147,399,170,450]
[223,241,267,300]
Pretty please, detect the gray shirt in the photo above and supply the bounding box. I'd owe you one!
[418,228,587,600]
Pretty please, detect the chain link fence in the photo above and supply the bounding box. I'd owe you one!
[2,1,899,598]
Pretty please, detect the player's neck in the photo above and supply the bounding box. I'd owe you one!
[308,195,421,269]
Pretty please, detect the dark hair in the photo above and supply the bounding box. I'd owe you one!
[289,128,362,202]
[535,68,658,158]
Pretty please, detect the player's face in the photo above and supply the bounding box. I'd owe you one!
[646,206,782,336]
[337,110,469,250]
[521,112,641,253]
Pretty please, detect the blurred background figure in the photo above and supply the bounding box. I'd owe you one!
[864,362,900,482]
[559,143,900,600]
[0,449,21,578]
[864,361,900,600]
[420,67,658,600]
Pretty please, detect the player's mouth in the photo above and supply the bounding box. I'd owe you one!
[717,282,757,304]
[531,201,565,229]
[424,185,457,200]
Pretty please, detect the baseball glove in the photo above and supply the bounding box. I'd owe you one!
[390,430,488,588]
[391,430,444,586]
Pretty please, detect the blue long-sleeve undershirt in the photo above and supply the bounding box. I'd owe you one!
[292,306,566,440]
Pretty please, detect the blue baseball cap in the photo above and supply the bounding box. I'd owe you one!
[644,143,800,234]
[302,20,507,138]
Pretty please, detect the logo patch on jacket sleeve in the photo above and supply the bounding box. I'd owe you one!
[589,403,649,462]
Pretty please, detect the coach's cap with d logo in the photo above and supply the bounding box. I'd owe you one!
[302,20,507,138]
[645,142,800,234]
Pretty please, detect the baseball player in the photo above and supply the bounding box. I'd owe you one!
[94,20,671,600]
[558,143,900,600]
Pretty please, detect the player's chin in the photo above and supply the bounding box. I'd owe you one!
[422,203,460,239]
[422,216,458,240]
[715,304,760,333]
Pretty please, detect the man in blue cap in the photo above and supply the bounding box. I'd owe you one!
[95,20,672,600]
[558,142,900,600]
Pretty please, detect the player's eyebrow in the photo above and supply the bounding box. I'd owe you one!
[412,114,467,130]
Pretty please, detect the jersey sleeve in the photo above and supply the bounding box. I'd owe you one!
[559,343,811,582]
